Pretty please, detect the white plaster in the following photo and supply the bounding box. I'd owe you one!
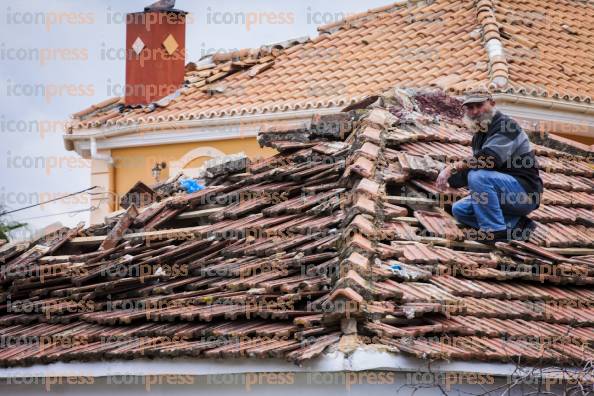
[0,348,577,379]
[485,39,504,58]
[65,107,341,157]
[168,146,227,178]
[494,94,594,137]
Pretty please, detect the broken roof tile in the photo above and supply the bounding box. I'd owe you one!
[414,210,466,241]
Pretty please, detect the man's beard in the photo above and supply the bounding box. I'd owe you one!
[464,108,496,133]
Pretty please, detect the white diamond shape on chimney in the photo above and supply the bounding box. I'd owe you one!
[132,37,145,55]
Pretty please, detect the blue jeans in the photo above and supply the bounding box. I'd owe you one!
[452,170,538,232]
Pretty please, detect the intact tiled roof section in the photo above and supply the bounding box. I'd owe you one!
[68,0,594,133]
[493,0,594,101]
[68,0,491,131]
[6,87,594,369]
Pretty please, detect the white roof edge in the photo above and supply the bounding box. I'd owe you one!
[0,348,575,379]
[493,93,594,114]
[494,93,594,138]
[64,107,345,141]
[66,107,344,158]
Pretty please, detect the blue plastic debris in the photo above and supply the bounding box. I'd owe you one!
[179,179,204,193]
[390,264,402,272]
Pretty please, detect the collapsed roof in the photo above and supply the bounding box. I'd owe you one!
[3,88,594,369]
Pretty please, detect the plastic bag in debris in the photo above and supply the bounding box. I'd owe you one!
[389,264,402,272]
[179,179,204,193]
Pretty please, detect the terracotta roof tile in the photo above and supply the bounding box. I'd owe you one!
[414,210,466,241]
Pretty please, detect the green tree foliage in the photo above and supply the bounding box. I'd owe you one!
[0,206,26,241]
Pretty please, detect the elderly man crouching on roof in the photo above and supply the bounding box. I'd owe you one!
[435,91,543,243]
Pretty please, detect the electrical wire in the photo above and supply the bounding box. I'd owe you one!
[0,186,99,216]
[15,207,93,222]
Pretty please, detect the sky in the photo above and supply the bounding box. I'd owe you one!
[0,0,391,240]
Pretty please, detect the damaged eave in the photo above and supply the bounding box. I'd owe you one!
[0,349,580,380]
[63,107,344,157]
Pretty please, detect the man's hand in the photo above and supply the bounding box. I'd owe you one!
[435,166,453,191]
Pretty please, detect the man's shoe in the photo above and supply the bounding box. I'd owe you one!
[482,230,510,245]
[510,217,536,241]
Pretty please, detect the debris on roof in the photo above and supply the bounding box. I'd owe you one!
[5,87,594,369]
[203,153,248,181]
[119,181,157,209]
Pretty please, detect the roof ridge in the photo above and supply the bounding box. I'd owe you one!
[474,0,509,89]
[316,0,427,34]
[325,101,401,328]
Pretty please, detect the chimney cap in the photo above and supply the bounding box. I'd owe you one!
[141,0,186,14]
[129,9,188,15]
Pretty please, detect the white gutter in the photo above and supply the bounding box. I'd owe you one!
[90,137,113,163]
[494,93,594,138]
[0,348,579,380]
[494,93,594,115]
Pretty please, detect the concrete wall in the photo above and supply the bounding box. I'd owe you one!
[89,152,115,224]
[0,372,569,396]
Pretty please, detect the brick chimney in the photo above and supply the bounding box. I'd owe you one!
[125,9,187,105]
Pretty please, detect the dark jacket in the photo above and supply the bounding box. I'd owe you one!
[448,111,543,206]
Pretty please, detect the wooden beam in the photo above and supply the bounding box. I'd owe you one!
[72,206,222,247]
[510,240,567,262]
[417,236,491,251]
[99,205,138,251]
[418,237,594,256]
[545,247,594,256]
[176,207,223,220]
[38,255,72,264]
[395,214,464,227]
[69,225,208,247]
[393,217,419,225]
[108,206,222,222]
[104,208,127,220]
[386,196,441,206]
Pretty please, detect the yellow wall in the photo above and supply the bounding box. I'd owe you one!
[555,133,594,146]
[111,137,275,209]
